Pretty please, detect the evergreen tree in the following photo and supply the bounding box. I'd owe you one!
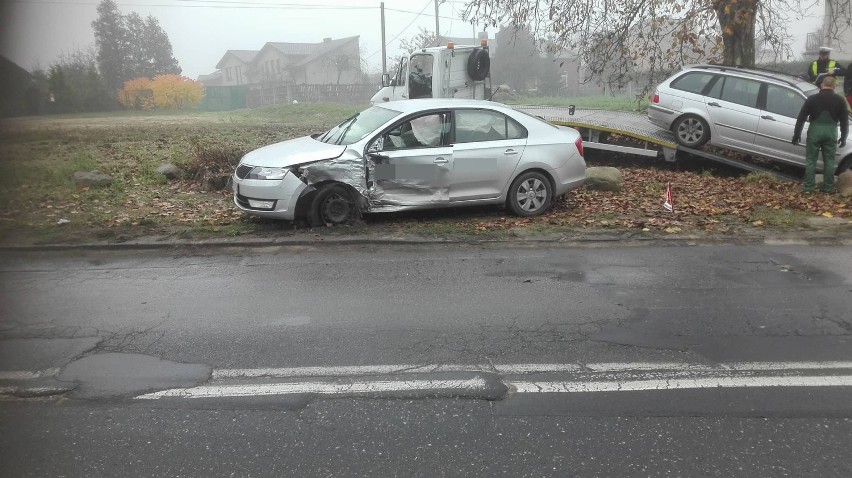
[93,0,181,89]
[124,12,149,78]
[92,0,127,91]
[143,15,181,76]
[493,27,540,93]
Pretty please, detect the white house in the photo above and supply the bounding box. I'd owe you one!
[214,50,258,86]
[804,3,852,60]
[202,36,362,87]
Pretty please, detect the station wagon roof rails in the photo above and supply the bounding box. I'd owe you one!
[689,64,802,88]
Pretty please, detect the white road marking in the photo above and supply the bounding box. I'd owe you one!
[136,378,490,400]
[725,361,852,371]
[212,361,852,379]
[511,375,852,393]
[136,362,852,400]
[7,362,852,400]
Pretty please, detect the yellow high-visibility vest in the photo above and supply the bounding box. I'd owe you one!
[811,59,837,77]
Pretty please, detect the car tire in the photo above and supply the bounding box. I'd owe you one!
[507,171,552,217]
[309,184,358,227]
[673,115,710,148]
[467,48,490,81]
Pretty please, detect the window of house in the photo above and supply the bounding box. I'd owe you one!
[226,67,233,81]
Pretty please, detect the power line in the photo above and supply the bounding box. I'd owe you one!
[14,0,374,9]
[385,7,457,21]
[15,0,460,18]
[364,0,432,61]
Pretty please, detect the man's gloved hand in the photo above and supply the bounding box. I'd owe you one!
[839,138,847,147]
[792,135,800,145]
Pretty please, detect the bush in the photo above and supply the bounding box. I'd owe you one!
[186,142,246,190]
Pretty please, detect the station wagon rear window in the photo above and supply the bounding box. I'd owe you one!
[671,72,717,94]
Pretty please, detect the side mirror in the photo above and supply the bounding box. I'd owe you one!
[381,73,391,87]
[368,137,385,153]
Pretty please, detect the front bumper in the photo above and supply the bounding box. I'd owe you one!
[232,172,309,220]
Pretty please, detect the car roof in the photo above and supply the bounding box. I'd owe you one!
[376,98,511,114]
[682,64,815,91]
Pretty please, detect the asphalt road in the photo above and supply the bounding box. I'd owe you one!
[1,241,851,476]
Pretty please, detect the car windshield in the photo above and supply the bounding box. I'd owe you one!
[318,105,400,145]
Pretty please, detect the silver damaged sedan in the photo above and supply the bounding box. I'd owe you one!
[232,99,586,226]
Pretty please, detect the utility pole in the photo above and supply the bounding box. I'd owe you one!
[434,0,440,40]
[381,2,386,75]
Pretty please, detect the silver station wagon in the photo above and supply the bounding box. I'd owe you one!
[232,99,586,226]
[648,64,852,174]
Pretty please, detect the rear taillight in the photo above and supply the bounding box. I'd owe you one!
[575,137,584,157]
[652,92,660,103]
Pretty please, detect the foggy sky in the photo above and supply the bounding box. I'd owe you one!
[0,0,824,79]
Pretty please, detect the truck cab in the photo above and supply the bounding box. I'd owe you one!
[370,42,492,104]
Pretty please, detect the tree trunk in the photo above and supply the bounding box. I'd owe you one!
[713,0,758,67]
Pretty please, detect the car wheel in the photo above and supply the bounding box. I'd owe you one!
[507,171,552,217]
[310,184,358,227]
[673,115,710,148]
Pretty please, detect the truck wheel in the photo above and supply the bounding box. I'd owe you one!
[467,49,490,81]
[507,171,552,217]
[309,184,358,227]
[673,115,710,148]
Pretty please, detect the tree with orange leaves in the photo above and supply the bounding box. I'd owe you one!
[118,77,154,110]
[149,75,204,110]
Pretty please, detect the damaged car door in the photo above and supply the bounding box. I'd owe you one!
[368,112,452,207]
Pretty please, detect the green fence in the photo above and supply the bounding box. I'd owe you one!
[200,86,247,111]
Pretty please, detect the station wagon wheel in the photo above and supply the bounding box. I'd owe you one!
[838,156,852,175]
[673,115,710,148]
[310,184,358,227]
[507,171,552,217]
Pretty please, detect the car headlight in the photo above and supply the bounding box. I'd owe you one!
[247,166,289,180]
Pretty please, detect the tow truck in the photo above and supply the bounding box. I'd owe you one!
[370,40,493,104]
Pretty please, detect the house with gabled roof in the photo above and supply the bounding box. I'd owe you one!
[204,36,362,87]
[249,36,361,85]
[215,50,259,86]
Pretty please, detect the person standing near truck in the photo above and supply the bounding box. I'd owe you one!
[792,75,848,193]
[808,46,844,86]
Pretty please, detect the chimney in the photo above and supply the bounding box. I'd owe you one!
[323,37,332,43]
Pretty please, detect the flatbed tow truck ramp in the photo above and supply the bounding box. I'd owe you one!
[514,106,799,181]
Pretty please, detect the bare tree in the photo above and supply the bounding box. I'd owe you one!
[824,0,852,47]
[388,28,436,76]
[461,0,812,97]
[324,53,359,85]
